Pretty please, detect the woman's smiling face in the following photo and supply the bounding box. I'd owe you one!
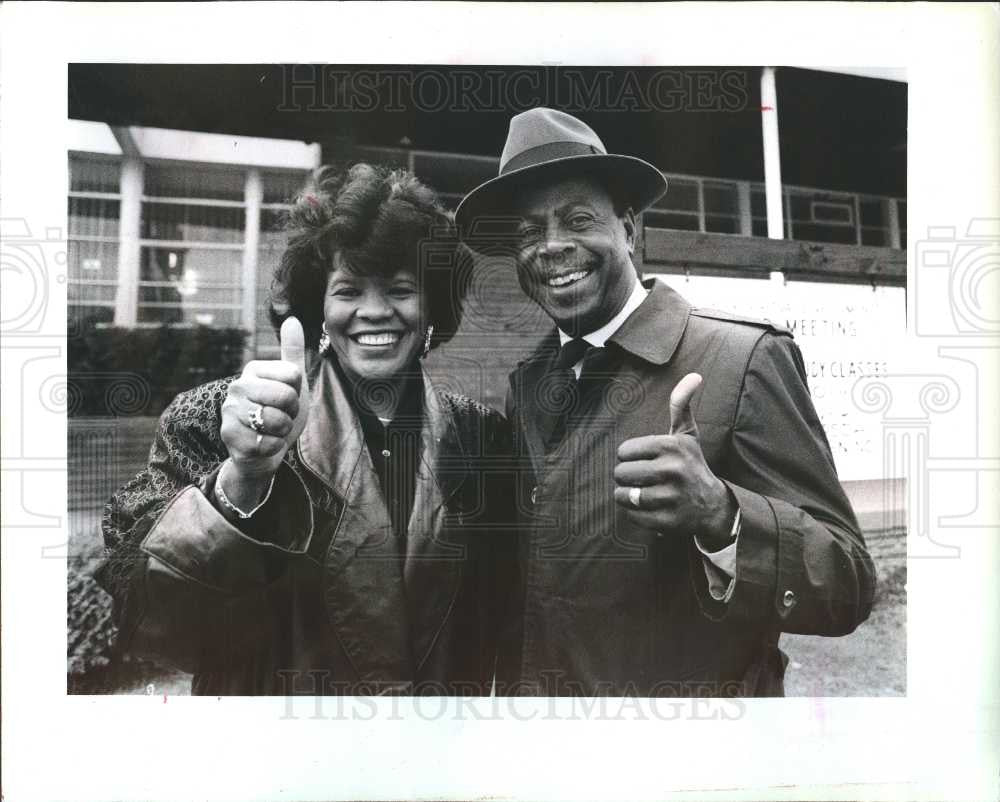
[323,253,426,385]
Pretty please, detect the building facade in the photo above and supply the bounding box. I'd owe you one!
[67,116,906,486]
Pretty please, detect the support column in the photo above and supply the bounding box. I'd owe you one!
[737,181,753,237]
[113,156,143,326]
[760,67,784,241]
[887,198,902,250]
[696,179,706,233]
[242,168,263,361]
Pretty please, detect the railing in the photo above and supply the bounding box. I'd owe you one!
[351,144,906,250]
[647,173,904,250]
[69,147,907,335]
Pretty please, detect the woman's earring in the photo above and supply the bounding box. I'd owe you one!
[318,326,331,355]
[421,325,434,358]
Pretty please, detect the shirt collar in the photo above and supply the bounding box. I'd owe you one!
[557,276,649,348]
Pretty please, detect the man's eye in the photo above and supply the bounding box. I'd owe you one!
[567,214,592,229]
[519,226,541,241]
[332,287,360,298]
[389,286,417,298]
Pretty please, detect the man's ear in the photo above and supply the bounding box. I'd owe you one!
[622,207,637,255]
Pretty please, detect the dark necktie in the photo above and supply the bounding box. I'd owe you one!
[544,338,592,453]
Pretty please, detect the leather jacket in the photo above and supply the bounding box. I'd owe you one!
[96,358,514,695]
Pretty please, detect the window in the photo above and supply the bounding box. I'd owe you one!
[642,170,903,249]
[412,151,499,209]
[645,176,701,232]
[68,152,311,340]
[255,170,307,357]
[352,146,501,210]
[645,175,744,235]
[702,181,741,234]
[137,165,247,326]
[68,156,121,326]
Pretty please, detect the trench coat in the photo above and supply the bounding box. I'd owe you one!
[497,278,876,697]
[96,357,512,695]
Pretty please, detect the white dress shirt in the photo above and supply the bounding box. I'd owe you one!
[556,276,738,601]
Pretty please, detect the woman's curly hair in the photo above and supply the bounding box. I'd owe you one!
[268,163,470,351]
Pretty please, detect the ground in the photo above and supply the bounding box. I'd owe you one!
[783,563,906,696]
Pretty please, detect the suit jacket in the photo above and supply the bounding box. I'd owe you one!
[498,278,876,697]
[96,358,512,695]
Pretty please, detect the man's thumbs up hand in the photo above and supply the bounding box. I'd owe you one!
[219,315,313,489]
[613,372,735,543]
[668,372,702,437]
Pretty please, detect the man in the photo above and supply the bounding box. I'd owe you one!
[456,108,875,697]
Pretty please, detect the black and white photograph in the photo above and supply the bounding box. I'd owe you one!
[64,63,906,699]
[2,4,997,801]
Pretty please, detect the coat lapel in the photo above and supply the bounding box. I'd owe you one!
[404,377,470,671]
[511,331,561,480]
[295,359,414,689]
[294,359,473,685]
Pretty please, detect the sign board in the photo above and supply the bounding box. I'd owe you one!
[651,273,906,481]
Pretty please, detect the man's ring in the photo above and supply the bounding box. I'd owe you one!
[248,403,266,434]
[628,487,642,508]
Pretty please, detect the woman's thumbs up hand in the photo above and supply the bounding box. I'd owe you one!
[278,316,312,446]
[218,316,314,508]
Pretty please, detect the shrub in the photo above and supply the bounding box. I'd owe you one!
[68,326,247,417]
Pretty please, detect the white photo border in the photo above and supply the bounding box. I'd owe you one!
[2,3,998,801]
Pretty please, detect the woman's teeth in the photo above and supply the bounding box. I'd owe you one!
[546,270,589,288]
[355,332,400,346]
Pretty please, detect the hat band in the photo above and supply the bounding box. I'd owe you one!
[500,141,604,176]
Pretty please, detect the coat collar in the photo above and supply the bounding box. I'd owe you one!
[515,276,692,375]
[606,277,691,366]
[510,278,691,478]
[295,357,468,687]
[296,357,469,507]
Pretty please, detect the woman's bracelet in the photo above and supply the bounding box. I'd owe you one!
[214,458,276,520]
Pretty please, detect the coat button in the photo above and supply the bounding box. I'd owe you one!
[381,449,391,458]
[782,589,796,608]
[530,485,539,504]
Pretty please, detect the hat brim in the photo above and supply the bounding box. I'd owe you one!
[455,153,667,247]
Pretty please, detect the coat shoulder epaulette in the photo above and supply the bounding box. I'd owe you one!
[690,307,793,337]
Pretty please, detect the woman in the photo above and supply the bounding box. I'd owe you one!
[96,164,512,695]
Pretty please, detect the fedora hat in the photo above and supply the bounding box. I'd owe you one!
[455,107,667,242]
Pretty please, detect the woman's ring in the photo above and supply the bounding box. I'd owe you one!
[248,403,266,434]
[628,487,642,509]
[255,433,264,446]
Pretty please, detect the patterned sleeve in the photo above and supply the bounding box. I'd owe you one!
[95,380,232,618]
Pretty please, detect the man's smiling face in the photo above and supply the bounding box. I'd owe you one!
[513,175,637,337]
